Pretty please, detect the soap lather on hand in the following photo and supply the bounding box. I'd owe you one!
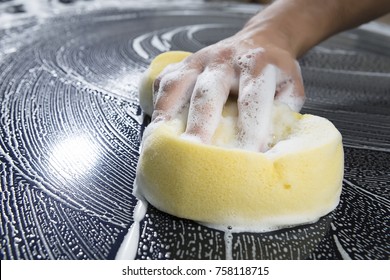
[134,0,390,231]
[146,0,390,151]
[136,50,344,230]
[150,39,304,152]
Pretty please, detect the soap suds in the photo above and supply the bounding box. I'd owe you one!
[115,198,147,260]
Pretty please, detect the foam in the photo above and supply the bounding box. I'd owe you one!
[237,63,276,151]
[139,50,193,117]
[184,66,231,143]
[135,108,344,231]
[136,51,344,232]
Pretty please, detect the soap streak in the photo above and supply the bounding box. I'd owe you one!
[224,228,233,260]
[115,199,148,260]
[1,0,389,260]
[331,223,352,260]
[343,178,390,207]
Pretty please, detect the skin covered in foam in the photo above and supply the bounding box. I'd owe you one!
[138,51,193,116]
[136,51,344,232]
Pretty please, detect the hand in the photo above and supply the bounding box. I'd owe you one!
[152,31,305,152]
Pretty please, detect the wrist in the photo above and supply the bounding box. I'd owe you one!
[238,20,298,58]
[238,0,338,58]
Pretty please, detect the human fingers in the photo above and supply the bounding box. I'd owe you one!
[183,65,234,143]
[275,60,305,112]
[237,63,277,152]
[152,67,199,122]
[152,62,181,98]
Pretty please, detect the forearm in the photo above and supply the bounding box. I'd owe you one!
[243,0,390,57]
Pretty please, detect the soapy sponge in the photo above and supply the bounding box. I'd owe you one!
[136,51,344,231]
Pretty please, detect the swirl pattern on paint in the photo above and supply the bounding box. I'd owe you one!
[1,1,389,259]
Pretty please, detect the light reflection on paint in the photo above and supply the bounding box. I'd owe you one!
[48,135,99,180]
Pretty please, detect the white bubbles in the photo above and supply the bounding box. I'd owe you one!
[237,64,277,152]
[275,63,304,112]
[180,133,203,144]
[235,47,265,75]
[115,198,148,260]
[224,228,234,260]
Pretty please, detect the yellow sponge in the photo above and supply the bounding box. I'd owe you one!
[136,51,344,231]
[138,51,192,116]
